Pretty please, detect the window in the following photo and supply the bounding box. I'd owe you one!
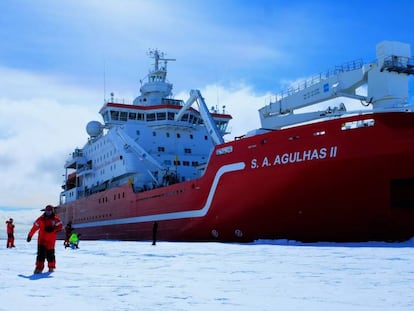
[157,112,166,120]
[103,111,110,122]
[181,114,189,121]
[110,111,119,120]
[341,118,375,130]
[120,112,127,121]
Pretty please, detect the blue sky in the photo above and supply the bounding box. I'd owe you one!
[1,0,414,210]
[2,0,413,93]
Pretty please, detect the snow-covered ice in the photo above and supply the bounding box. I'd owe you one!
[1,239,414,311]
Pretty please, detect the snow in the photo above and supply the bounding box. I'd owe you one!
[1,239,414,311]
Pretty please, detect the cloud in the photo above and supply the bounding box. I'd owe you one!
[197,84,272,139]
[0,67,101,208]
[0,97,96,207]
[1,1,293,94]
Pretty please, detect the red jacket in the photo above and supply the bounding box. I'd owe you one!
[28,213,63,249]
[6,221,14,234]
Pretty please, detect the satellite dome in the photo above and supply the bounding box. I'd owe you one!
[86,121,103,137]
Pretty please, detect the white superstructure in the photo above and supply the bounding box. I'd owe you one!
[60,50,231,204]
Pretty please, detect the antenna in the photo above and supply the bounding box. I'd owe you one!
[103,59,106,103]
[147,49,176,71]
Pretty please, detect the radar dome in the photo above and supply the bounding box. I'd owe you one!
[86,121,103,137]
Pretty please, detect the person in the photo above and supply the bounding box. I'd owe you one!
[64,221,73,248]
[5,218,15,248]
[27,205,63,274]
[152,221,158,245]
[69,232,80,249]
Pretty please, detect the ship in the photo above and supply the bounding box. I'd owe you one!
[55,41,414,242]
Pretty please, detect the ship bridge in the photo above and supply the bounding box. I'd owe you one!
[99,100,231,137]
[133,49,175,106]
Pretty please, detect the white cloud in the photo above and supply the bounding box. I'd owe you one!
[0,67,100,208]
[198,84,272,139]
[0,97,96,207]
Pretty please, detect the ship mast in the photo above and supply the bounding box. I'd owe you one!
[149,49,176,72]
[147,49,176,83]
[133,49,176,105]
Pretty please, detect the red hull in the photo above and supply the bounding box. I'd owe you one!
[56,112,414,242]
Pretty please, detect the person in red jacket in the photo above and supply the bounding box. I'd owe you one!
[5,218,15,248]
[27,205,63,274]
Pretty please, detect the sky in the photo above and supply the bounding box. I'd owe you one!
[1,239,414,311]
[1,0,414,211]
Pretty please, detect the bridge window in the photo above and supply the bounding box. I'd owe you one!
[120,112,127,121]
[157,112,166,120]
[147,113,155,121]
[110,110,119,120]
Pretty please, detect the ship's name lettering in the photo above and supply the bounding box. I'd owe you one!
[250,146,338,169]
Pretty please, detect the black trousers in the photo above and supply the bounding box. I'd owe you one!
[36,244,55,268]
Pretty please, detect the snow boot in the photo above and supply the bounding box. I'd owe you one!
[34,268,43,274]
